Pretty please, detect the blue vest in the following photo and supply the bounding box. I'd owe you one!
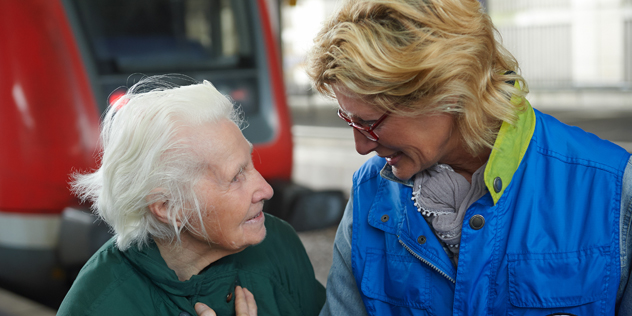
[351,107,630,315]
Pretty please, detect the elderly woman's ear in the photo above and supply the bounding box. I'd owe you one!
[147,191,173,225]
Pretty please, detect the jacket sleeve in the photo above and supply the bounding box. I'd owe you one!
[319,196,368,316]
[618,156,632,315]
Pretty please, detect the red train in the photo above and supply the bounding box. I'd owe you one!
[0,0,343,307]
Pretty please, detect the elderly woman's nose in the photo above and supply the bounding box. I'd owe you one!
[253,171,274,202]
[354,129,378,155]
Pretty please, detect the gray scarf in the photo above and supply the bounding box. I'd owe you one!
[411,163,487,265]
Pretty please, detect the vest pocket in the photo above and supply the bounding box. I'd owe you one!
[507,246,610,309]
[360,249,431,310]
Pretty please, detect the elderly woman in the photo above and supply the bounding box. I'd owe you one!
[57,77,325,316]
[307,0,632,315]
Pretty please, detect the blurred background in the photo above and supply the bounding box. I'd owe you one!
[0,0,631,314]
[284,0,632,110]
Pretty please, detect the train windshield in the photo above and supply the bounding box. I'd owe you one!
[65,0,273,143]
[69,0,254,74]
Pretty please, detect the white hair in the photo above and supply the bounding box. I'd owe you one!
[71,76,242,251]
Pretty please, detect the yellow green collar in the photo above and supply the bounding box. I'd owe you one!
[483,98,536,205]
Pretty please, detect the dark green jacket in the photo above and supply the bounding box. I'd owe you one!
[57,214,325,316]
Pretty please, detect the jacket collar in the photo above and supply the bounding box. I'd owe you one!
[380,164,413,187]
[122,240,238,297]
[483,99,535,205]
[380,98,536,206]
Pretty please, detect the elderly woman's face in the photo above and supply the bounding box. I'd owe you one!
[334,86,466,182]
[190,119,273,253]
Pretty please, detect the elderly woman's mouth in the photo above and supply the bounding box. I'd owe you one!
[245,211,264,224]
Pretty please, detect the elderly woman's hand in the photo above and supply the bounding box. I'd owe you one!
[195,286,257,316]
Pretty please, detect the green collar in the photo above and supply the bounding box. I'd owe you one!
[122,239,223,297]
[483,98,536,205]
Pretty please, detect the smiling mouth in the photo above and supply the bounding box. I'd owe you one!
[383,152,399,159]
[245,211,264,223]
[381,152,402,165]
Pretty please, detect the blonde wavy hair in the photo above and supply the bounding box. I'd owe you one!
[307,0,529,154]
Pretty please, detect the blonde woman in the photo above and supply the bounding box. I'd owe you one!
[307,0,632,315]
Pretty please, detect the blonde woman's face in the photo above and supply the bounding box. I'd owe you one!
[334,86,467,182]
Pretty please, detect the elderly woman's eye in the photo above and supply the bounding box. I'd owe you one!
[232,168,245,182]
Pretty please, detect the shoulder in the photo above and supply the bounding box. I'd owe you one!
[236,214,325,315]
[533,110,630,173]
[57,239,153,316]
[255,214,308,260]
[260,213,303,248]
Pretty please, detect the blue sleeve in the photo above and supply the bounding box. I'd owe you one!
[618,156,632,314]
[319,196,368,316]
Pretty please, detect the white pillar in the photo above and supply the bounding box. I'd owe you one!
[571,0,624,86]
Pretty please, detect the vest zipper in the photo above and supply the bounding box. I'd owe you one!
[398,238,456,284]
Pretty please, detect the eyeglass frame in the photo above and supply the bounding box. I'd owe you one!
[337,108,390,141]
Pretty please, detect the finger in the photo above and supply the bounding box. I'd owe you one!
[194,302,217,316]
[242,288,257,316]
[234,286,250,316]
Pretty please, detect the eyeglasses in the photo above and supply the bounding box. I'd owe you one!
[337,108,390,141]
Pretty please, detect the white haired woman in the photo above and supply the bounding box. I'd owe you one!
[57,77,325,316]
[307,0,632,315]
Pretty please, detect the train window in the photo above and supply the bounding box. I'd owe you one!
[65,0,273,144]
[69,0,254,74]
